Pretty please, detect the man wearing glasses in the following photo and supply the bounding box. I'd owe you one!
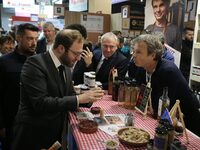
[12,29,104,149]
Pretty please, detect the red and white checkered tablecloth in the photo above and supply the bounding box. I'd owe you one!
[69,95,200,150]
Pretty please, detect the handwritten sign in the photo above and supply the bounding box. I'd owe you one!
[135,84,152,115]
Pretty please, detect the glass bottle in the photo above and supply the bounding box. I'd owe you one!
[112,76,119,101]
[157,87,170,120]
[108,69,114,95]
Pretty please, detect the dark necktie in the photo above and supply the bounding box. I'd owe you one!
[58,65,66,94]
[99,59,109,72]
[96,58,109,80]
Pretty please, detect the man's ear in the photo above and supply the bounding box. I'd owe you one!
[152,53,156,60]
[58,44,65,54]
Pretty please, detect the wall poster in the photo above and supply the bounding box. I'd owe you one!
[144,0,186,52]
[81,15,104,33]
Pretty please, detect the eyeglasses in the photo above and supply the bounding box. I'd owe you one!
[69,49,83,57]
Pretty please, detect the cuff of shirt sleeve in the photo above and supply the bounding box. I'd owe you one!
[76,95,79,108]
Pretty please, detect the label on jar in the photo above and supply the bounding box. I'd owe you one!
[154,136,167,150]
[88,74,96,88]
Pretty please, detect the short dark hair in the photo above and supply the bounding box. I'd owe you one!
[65,24,87,39]
[151,0,170,7]
[183,27,194,34]
[16,23,39,36]
[53,29,83,51]
[0,35,15,45]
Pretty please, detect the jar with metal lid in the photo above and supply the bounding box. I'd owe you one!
[88,74,96,88]
[153,126,168,150]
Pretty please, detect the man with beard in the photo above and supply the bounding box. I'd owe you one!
[0,23,39,150]
[12,29,104,150]
[146,0,181,51]
[180,27,194,82]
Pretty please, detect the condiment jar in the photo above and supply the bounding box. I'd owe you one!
[125,113,134,126]
[88,74,96,88]
[153,126,168,150]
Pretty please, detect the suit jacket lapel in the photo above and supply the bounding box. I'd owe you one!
[45,52,65,96]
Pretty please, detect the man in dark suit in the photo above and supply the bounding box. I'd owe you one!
[36,22,56,53]
[12,29,104,150]
[0,23,39,150]
[89,32,128,89]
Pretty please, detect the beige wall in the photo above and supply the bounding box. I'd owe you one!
[111,13,122,31]
[88,0,112,14]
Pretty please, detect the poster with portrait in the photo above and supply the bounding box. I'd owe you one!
[144,0,185,52]
[54,4,65,16]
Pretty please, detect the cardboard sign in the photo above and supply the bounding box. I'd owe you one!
[135,84,152,115]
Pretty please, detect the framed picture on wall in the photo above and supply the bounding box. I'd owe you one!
[121,5,130,18]
[122,18,130,29]
[54,4,65,16]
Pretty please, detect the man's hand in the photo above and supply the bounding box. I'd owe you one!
[78,87,104,104]
[81,47,93,67]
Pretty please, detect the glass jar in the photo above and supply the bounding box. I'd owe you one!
[153,126,168,150]
[123,80,131,109]
[125,113,134,126]
[88,74,96,88]
[117,81,125,106]
[130,80,139,109]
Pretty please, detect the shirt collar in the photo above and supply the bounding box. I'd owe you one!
[49,49,61,68]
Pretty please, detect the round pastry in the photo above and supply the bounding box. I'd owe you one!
[90,107,101,114]
[78,119,98,134]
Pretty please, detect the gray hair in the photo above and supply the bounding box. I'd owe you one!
[42,22,55,30]
[151,31,165,44]
[131,34,163,61]
[101,32,119,44]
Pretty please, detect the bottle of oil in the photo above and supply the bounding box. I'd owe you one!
[157,87,170,120]
[108,68,117,95]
